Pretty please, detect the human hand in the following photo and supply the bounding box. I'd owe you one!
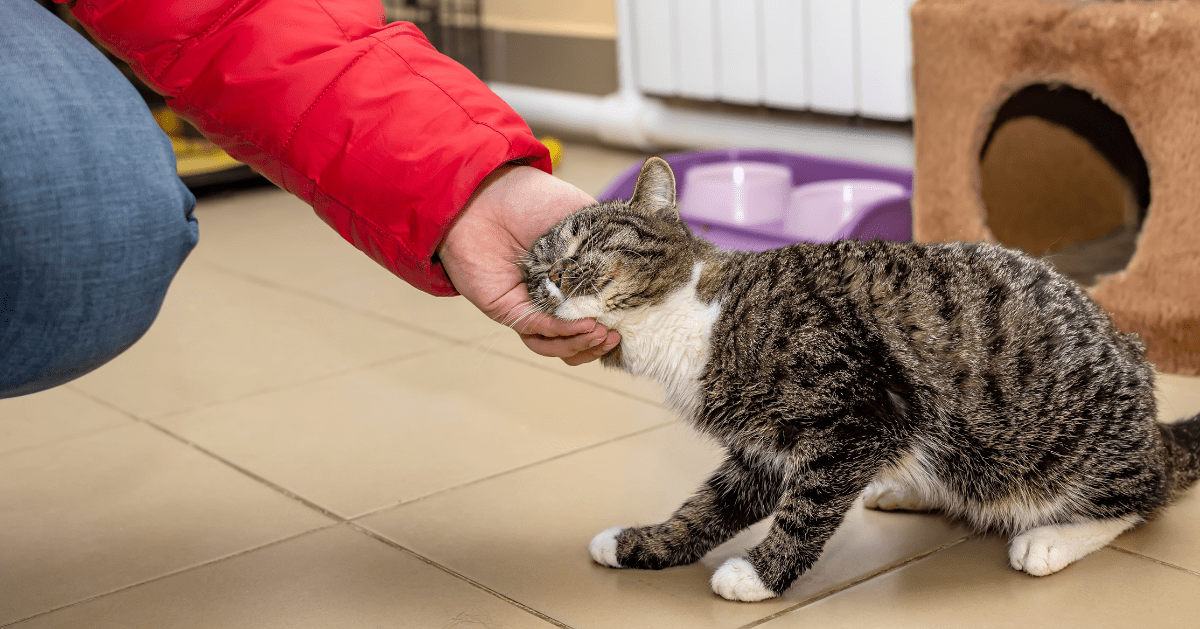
[437,165,621,366]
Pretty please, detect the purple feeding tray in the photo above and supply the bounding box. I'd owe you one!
[597,148,913,251]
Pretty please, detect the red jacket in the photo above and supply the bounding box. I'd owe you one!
[60,0,551,296]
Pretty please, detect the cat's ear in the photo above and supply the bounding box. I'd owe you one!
[630,157,679,220]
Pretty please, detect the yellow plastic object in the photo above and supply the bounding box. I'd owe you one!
[171,137,244,177]
[152,107,184,136]
[540,136,563,169]
[152,106,243,177]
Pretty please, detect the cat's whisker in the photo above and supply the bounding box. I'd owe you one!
[476,302,547,362]
[502,304,537,328]
[474,324,520,369]
[508,243,534,261]
[471,326,512,363]
[496,303,534,328]
[506,305,545,336]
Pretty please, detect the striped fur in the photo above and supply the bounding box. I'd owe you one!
[521,157,1200,601]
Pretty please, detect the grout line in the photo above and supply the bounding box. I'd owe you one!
[476,344,666,408]
[348,522,576,629]
[66,342,442,426]
[140,421,348,522]
[0,421,133,460]
[71,365,676,526]
[62,386,152,420]
[73,374,674,528]
[39,383,606,628]
[143,347,445,423]
[0,526,337,628]
[1105,545,1200,577]
[66,387,350,522]
[198,260,476,347]
[732,535,977,629]
[350,420,677,520]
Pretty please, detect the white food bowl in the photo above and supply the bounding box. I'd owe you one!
[678,161,792,227]
[783,179,909,241]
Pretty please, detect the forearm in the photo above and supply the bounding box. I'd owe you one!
[61,0,550,294]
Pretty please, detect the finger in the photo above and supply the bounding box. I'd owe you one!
[560,330,622,366]
[600,330,621,352]
[561,350,605,366]
[517,309,597,338]
[520,327,608,358]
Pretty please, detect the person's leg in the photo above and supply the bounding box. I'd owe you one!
[0,0,199,398]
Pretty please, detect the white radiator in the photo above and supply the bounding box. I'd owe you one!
[629,0,915,120]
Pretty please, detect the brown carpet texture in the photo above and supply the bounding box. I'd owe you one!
[911,0,1200,375]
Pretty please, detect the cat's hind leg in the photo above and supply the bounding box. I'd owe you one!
[1008,516,1139,576]
[862,450,941,512]
[861,477,937,512]
[590,448,784,571]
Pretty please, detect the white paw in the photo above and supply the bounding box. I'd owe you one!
[589,526,624,568]
[710,557,777,602]
[862,480,928,512]
[1008,519,1134,577]
[1009,528,1073,576]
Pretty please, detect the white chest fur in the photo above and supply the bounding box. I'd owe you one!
[556,263,721,420]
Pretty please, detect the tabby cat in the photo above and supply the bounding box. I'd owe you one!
[520,157,1200,602]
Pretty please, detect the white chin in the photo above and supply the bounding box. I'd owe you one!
[555,295,604,321]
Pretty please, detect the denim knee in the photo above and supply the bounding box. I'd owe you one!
[0,0,199,398]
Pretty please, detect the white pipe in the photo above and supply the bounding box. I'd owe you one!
[487,0,913,169]
[489,82,914,169]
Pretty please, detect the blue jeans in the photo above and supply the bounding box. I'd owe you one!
[1,0,199,398]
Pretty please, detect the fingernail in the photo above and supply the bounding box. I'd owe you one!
[588,337,603,348]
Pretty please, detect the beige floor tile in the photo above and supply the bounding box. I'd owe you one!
[0,423,332,625]
[188,185,374,290]
[9,525,557,629]
[759,537,1200,628]
[1155,372,1200,424]
[359,424,971,629]
[0,387,131,456]
[156,345,674,519]
[302,270,503,342]
[68,263,449,419]
[188,188,503,342]
[1113,486,1200,574]
[482,330,665,406]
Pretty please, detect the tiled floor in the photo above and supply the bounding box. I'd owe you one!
[4,139,1200,628]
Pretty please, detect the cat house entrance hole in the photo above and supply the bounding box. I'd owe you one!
[978,83,1150,285]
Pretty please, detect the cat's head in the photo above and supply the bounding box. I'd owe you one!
[521,157,700,323]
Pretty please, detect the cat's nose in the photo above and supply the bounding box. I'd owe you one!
[549,271,562,284]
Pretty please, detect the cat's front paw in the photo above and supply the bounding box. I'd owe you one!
[1007,519,1133,577]
[589,526,625,568]
[1009,527,1075,576]
[710,557,777,602]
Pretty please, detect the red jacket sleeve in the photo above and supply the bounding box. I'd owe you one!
[61,0,551,296]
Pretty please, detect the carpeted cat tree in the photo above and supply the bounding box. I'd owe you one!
[911,0,1200,375]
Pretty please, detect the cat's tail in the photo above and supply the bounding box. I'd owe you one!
[1159,413,1200,501]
